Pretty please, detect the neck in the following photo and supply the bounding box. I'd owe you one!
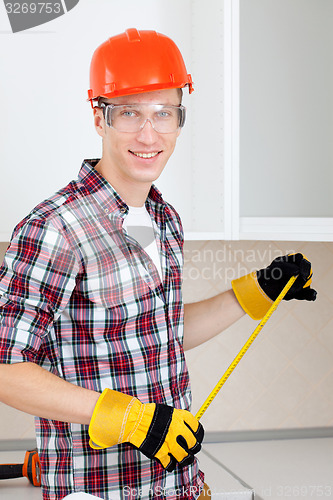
[95,159,151,207]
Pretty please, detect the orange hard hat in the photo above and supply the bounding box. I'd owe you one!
[87,28,193,105]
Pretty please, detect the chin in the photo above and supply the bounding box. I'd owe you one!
[131,164,167,183]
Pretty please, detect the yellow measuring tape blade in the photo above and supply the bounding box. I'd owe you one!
[195,275,298,421]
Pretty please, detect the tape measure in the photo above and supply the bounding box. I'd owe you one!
[195,275,298,421]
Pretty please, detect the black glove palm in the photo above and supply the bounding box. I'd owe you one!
[257,253,317,302]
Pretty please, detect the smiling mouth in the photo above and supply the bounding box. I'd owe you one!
[129,151,161,159]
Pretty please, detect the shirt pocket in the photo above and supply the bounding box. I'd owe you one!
[79,240,155,309]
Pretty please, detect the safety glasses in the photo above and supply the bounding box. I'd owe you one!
[99,103,186,133]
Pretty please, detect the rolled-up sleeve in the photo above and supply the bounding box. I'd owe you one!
[0,216,80,364]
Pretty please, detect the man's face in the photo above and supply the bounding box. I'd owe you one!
[94,88,182,190]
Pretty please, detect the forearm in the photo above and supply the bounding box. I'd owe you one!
[0,362,100,425]
[183,289,245,351]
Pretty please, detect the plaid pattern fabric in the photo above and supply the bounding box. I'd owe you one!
[0,160,204,500]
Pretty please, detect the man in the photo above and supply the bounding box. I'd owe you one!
[0,29,316,500]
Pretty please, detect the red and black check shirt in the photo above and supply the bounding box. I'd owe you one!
[0,160,204,500]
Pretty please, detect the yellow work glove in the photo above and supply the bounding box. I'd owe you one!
[89,389,204,472]
[232,253,317,320]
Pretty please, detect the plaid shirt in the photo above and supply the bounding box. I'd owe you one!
[0,160,204,500]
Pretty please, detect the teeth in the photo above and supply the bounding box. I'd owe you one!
[132,152,159,158]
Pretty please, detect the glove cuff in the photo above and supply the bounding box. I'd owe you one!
[89,388,140,450]
[232,271,273,320]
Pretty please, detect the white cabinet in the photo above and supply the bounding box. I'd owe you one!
[237,0,333,241]
[179,0,333,241]
[0,0,332,242]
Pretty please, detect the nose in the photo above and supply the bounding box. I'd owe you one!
[136,119,159,144]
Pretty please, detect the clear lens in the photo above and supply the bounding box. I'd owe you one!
[102,103,186,133]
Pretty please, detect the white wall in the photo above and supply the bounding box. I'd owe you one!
[0,0,230,240]
[0,0,195,240]
[3,0,331,239]
[184,240,333,431]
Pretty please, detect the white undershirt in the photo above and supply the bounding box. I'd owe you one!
[123,205,163,279]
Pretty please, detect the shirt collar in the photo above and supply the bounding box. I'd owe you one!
[78,159,165,219]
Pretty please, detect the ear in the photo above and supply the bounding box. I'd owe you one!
[93,107,106,138]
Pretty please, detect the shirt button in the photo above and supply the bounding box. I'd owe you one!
[104,208,109,214]
[120,207,126,214]
[148,264,153,270]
